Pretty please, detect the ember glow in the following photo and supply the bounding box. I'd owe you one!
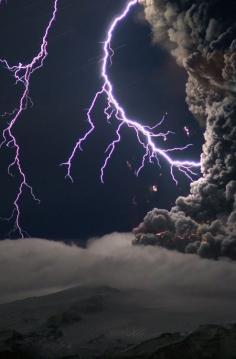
[151,185,158,193]
[184,126,190,137]
[62,0,201,186]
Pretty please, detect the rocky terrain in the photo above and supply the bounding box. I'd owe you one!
[1,322,236,358]
[114,324,236,359]
[0,286,235,358]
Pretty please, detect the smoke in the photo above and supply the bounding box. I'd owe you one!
[134,0,236,259]
[1,234,236,308]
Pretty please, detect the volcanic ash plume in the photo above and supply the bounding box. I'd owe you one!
[134,0,236,259]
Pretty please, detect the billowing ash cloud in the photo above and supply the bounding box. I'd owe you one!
[134,0,236,259]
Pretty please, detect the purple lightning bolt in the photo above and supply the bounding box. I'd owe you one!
[63,0,201,185]
[0,0,58,237]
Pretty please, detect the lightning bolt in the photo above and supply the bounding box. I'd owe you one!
[1,0,201,237]
[62,0,201,185]
[0,0,58,237]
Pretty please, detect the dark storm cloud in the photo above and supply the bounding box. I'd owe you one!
[1,234,236,305]
[135,0,236,259]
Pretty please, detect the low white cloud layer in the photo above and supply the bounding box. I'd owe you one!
[1,233,236,305]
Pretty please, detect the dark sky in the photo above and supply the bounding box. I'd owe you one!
[0,0,203,241]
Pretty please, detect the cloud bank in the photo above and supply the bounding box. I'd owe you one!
[1,233,236,304]
[134,0,236,259]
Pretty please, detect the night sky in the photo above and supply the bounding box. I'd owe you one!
[0,0,203,241]
[1,3,236,353]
